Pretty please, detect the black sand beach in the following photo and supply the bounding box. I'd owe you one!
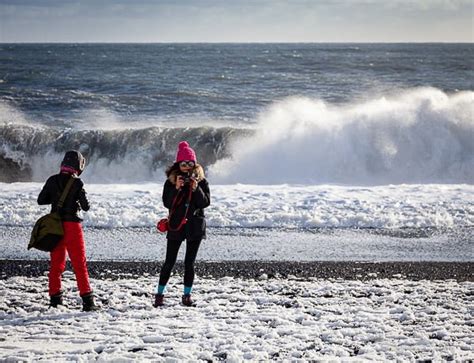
[1,260,472,281]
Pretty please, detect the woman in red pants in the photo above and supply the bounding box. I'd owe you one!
[37,150,98,311]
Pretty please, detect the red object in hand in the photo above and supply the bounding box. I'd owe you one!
[157,218,169,233]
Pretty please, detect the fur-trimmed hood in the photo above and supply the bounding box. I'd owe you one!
[168,164,206,185]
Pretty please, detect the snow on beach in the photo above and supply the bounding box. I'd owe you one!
[0,274,472,361]
[1,179,472,360]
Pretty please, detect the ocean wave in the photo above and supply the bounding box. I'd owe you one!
[0,123,250,182]
[210,88,474,185]
[1,87,473,184]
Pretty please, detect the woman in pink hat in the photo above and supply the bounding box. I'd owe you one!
[154,141,211,307]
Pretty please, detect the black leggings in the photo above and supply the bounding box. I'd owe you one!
[159,239,202,287]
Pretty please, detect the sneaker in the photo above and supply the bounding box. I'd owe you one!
[153,294,164,307]
[181,294,196,307]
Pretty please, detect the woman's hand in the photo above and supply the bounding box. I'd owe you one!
[190,178,198,191]
[176,176,185,190]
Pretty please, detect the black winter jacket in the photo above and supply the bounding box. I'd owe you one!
[163,165,210,241]
[37,173,90,222]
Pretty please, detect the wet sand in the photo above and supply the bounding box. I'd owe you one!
[1,260,472,281]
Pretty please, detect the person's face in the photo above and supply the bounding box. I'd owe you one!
[179,160,195,173]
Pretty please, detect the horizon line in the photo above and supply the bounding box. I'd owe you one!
[1,41,473,45]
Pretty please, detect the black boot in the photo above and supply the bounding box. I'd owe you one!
[50,292,63,308]
[81,292,100,312]
[181,294,196,307]
[153,294,164,307]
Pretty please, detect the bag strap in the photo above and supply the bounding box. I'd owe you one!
[167,187,193,232]
[57,176,75,209]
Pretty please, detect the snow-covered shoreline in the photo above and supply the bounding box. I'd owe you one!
[1,182,472,360]
[1,274,472,361]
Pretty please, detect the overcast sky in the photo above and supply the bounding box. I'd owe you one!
[0,0,472,43]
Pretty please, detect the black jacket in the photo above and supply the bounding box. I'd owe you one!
[37,173,90,222]
[163,165,210,241]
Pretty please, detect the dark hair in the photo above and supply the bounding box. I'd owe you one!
[165,162,180,178]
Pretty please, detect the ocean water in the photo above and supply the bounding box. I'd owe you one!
[0,43,472,184]
[0,44,473,260]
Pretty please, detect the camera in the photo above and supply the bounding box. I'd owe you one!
[179,172,192,185]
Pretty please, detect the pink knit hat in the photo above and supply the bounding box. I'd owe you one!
[175,141,197,163]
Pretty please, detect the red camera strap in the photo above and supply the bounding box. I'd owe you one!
[167,187,193,232]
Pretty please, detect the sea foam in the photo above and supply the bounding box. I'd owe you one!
[210,88,474,185]
[1,182,472,229]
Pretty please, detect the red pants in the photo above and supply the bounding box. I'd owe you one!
[49,222,91,297]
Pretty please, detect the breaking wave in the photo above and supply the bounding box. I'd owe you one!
[1,87,473,184]
[0,123,249,183]
[210,88,474,185]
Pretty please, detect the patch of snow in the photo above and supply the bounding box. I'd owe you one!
[0,275,472,361]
